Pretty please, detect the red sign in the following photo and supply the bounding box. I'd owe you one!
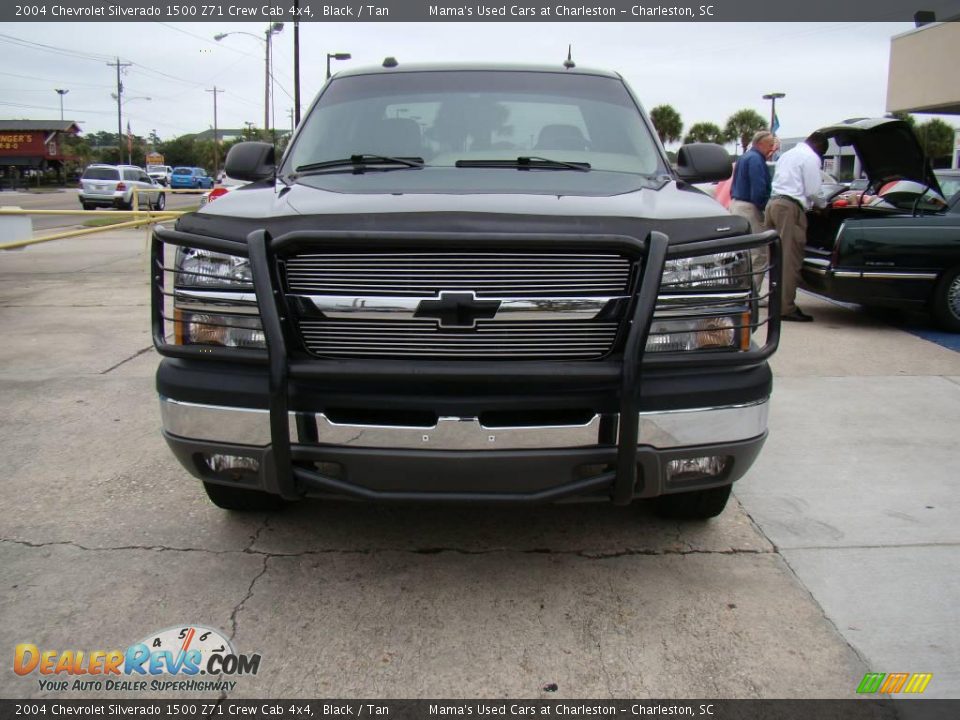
[0,132,47,158]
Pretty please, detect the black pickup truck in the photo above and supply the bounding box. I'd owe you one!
[152,63,781,519]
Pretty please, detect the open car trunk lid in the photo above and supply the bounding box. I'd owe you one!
[817,118,944,199]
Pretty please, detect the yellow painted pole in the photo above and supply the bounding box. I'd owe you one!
[0,214,179,251]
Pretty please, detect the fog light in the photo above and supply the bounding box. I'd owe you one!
[205,454,260,475]
[666,456,728,482]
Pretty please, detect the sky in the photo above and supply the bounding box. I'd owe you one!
[1,20,954,146]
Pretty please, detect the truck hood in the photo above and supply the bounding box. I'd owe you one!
[183,172,748,245]
[817,118,943,199]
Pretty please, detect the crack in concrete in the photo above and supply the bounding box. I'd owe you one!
[228,554,269,644]
[733,495,874,671]
[1,537,771,559]
[100,346,154,375]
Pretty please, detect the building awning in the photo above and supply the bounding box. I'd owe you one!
[887,21,960,115]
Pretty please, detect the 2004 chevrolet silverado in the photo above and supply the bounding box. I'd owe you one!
[152,62,781,518]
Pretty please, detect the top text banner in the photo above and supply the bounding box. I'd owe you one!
[6,0,960,22]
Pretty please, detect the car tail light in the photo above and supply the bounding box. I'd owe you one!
[207,187,229,203]
[116,182,126,191]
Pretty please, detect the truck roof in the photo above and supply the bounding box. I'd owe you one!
[333,61,622,80]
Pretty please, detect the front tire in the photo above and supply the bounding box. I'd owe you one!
[652,485,732,520]
[931,266,960,332]
[152,193,166,211]
[202,482,287,512]
[81,202,94,211]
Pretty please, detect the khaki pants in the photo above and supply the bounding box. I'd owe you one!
[729,200,765,233]
[764,198,807,315]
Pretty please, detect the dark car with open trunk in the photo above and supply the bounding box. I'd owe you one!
[801,118,960,331]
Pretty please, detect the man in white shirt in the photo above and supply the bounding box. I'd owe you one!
[765,131,829,321]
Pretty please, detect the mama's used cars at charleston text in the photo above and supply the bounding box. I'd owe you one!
[152,62,781,519]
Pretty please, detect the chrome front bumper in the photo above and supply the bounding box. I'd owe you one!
[160,397,769,451]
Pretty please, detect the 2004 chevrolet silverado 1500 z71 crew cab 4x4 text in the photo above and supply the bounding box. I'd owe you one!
[151,63,782,519]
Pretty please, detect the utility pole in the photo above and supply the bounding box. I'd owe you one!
[263,29,270,135]
[206,86,224,177]
[293,0,301,124]
[107,57,131,163]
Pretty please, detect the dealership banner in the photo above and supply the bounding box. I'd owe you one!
[2,700,960,719]
[5,0,960,22]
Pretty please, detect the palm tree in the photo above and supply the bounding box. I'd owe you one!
[683,122,727,145]
[724,109,768,154]
[649,105,683,145]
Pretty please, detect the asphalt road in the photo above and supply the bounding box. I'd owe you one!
[0,229,958,701]
[0,188,202,232]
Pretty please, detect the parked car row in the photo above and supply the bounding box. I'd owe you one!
[78,164,166,211]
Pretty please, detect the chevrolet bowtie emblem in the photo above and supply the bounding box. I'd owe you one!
[414,292,501,328]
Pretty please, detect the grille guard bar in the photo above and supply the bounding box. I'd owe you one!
[152,226,781,503]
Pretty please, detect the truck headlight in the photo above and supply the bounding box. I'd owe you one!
[160,245,265,350]
[648,249,762,353]
[661,251,751,291]
[176,247,253,287]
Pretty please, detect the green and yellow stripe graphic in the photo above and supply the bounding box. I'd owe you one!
[856,672,932,694]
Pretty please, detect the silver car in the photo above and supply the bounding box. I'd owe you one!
[79,164,166,210]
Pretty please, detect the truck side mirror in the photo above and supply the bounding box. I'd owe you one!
[676,143,732,184]
[224,142,276,182]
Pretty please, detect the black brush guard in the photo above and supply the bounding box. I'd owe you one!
[153,227,781,504]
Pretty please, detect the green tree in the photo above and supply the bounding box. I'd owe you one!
[158,135,198,167]
[915,118,955,165]
[887,111,916,130]
[725,109,768,154]
[649,104,683,145]
[683,122,727,145]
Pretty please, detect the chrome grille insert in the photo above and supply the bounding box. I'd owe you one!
[285,250,634,360]
[298,320,620,359]
[284,252,632,297]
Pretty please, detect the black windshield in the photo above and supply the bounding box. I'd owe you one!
[283,70,666,181]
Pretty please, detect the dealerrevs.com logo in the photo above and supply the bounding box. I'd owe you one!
[14,625,261,693]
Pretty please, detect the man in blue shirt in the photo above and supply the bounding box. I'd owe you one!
[730,130,777,232]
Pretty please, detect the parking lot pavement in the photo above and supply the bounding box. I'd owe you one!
[2,229,955,700]
[736,291,960,698]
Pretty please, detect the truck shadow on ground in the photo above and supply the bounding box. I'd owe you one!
[239,495,771,557]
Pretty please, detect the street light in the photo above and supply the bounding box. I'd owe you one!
[215,23,284,138]
[111,94,151,164]
[326,52,351,80]
[763,92,785,132]
[55,89,69,121]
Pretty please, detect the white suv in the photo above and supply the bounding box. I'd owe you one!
[79,164,166,210]
[147,164,173,186]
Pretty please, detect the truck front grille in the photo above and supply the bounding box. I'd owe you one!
[284,252,631,297]
[298,320,620,359]
[285,251,634,360]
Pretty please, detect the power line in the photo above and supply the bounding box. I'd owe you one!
[0,32,113,63]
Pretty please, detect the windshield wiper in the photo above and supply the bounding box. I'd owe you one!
[293,154,424,175]
[455,156,590,172]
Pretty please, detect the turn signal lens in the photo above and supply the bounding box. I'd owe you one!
[646,316,739,352]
